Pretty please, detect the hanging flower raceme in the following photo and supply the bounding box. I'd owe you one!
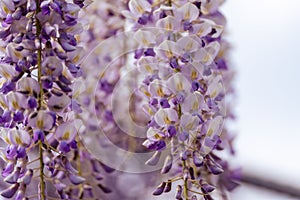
[0,0,239,199]
[0,0,93,199]
[123,0,239,199]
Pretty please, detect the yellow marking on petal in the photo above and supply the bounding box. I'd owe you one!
[154,133,162,140]
[197,28,204,36]
[202,8,209,15]
[211,90,217,98]
[164,116,171,124]
[3,71,11,79]
[166,22,172,31]
[207,128,213,137]
[25,86,31,93]
[46,69,53,75]
[176,82,183,91]
[191,70,197,80]
[203,54,210,63]
[3,5,10,14]
[184,11,190,20]
[0,100,7,109]
[166,50,173,58]
[37,120,44,129]
[157,87,164,97]
[148,108,154,115]
[142,38,149,46]
[186,122,194,130]
[62,70,68,77]
[73,55,80,63]
[145,65,152,73]
[62,131,70,140]
[144,91,151,97]
[74,91,80,98]
[5,137,10,144]
[14,51,22,59]
[75,35,80,42]
[12,101,19,109]
[192,101,199,110]
[136,4,144,13]
[16,136,22,145]
[87,86,93,94]
[186,42,193,51]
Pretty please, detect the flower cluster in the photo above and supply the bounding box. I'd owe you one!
[76,1,163,199]
[123,0,239,199]
[0,0,93,199]
[0,0,239,199]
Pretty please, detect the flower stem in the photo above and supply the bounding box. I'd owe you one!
[35,0,45,199]
[178,104,188,199]
[39,141,45,200]
[76,136,84,200]
[182,160,189,200]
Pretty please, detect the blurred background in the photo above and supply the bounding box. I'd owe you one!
[221,0,300,199]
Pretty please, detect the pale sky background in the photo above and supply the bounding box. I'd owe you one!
[221,0,300,199]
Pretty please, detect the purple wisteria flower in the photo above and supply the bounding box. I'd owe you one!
[123,0,239,199]
[0,0,238,199]
[0,0,94,199]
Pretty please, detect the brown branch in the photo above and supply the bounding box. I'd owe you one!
[241,173,300,198]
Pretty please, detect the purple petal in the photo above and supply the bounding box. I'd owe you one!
[164,181,172,193]
[159,98,170,108]
[69,174,85,185]
[152,182,166,196]
[145,151,161,166]
[0,183,19,198]
[33,129,44,143]
[175,185,182,199]
[59,141,70,153]
[193,151,203,167]
[167,125,177,137]
[13,111,24,123]
[21,169,33,185]
[4,167,20,184]
[161,155,172,174]
[16,146,26,158]
[201,183,215,194]
[2,162,14,177]
[27,97,37,109]
[97,184,112,193]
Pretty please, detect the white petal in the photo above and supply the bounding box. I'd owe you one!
[137,57,159,74]
[177,36,199,53]
[6,92,27,110]
[156,40,181,59]
[149,80,171,97]
[48,93,70,112]
[16,77,40,95]
[180,114,199,131]
[156,16,179,31]
[0,64,17,80]
[129,0,151,16]
[55,121,77,143]
[146,127,161,140]
[154,108,178,127]
[28,111,54,131]
[176,2,199,21]
[8,128,31,146]
[166,73,190,94]
[134,30,156,47]
[192,21,213,37]
[207,75,223,98]
[72,79,86,99]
